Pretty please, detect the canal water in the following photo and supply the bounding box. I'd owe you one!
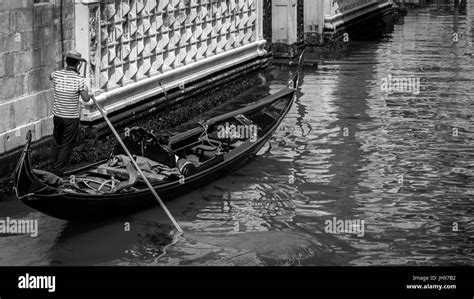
[1,3,473,266]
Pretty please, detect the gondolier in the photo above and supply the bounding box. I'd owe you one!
[49,49,93,175]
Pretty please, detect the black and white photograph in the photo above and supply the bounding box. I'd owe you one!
[0,0,473,297]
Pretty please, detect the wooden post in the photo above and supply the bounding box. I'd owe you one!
[272,0,298,58]
[303,0,327,45]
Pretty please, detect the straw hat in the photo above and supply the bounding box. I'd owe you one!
[63,49,86,62]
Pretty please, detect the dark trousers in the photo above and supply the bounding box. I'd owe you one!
[51,116,80,175]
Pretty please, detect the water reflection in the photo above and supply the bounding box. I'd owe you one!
[1,2,474,266]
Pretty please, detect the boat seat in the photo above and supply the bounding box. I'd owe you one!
[115,127,177,168]
[185,154,200,164]
[196,154,224,171]
[144,144,176,168]
[193,144,218,162]
[177,153,224,177]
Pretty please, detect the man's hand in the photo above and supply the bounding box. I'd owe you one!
[93,89,105,97]
[81,89,104,102]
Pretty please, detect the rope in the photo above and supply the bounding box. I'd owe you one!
[98,178,118,192]
[76,177,118,192]
[198,123,222,152]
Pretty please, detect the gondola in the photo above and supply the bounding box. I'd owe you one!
[12,72,300,222]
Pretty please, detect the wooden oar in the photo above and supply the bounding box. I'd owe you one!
[90,96,184,234]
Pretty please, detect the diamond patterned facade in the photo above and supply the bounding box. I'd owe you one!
[87,0,259,92]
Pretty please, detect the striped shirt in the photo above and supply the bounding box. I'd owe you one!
[51,69,87,118]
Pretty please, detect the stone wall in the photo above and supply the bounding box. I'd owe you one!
[0,0,75,156]
[76,0,266,123]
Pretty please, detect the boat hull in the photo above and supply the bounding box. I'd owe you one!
[21,138,265,222]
